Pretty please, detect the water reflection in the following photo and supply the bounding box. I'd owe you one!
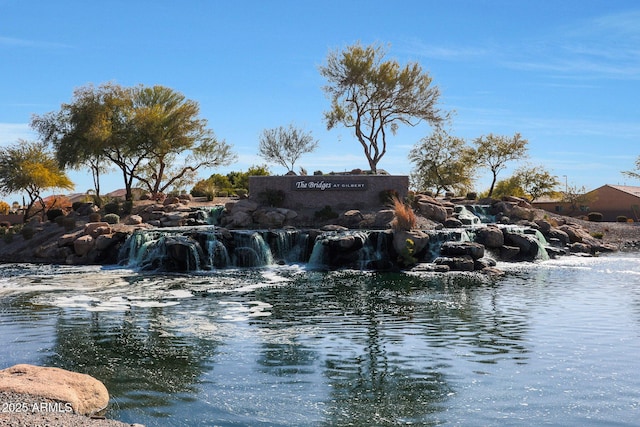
[1,255,639,426]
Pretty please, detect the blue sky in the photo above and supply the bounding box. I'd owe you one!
[1,0,639,201]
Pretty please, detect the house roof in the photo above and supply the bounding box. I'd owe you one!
[602,184,640,198]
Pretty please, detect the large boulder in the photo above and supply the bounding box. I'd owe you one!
[416,197,448,223]
[338,210,364,227]
[73,234,94,256]
[392,230,430,259]
[440,241,485,260]
[475,225,504,248]
[0,364,109,416]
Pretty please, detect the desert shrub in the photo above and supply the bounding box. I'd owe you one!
[103,213,120,224]
[122,200,133,215]
[72,201,83,212]
[314,205,339,220]
[217,190,229,198]
[591,231,604,239]
[466,192,478,200]
[88,212,101,223]
[390,196,416,231]
[258,189,285,207]
[21,226,34,240]
[235,188,248,198]
[587,212,603,222]
[313,170,323,176]
[617,216,628,223]
[47,208,64,222]
[104,201,120,215]
[379,189,399,205]
[0,201,9,215]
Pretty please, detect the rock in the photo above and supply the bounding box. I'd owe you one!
[443,218,463,228]
[434,255,475,271]
[500,245,521,260]
[0,364,109,416]
[534,219,552,234]
[558,224,590,243]
[163,196,182,206]
[124,214,143,225]
[229,199,259,213]
[570,242,591,253]
[475,225,504,248]
[546,228,570,246]
[73,235,94,256]
[253,209,286,228]
[84,222,112,238]
[392,230,429,258]
[503,230,541,260]
[416,198,448,223]
[374,209,395,227]
[223,210,253,228]
[320,224,348,232]
[338,210,364,227]
[441,241,485,260]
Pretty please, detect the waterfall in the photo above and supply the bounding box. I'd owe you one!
[119,220,554,273]
[423,229,474,262]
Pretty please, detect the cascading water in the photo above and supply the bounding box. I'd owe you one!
[119,218,554,273]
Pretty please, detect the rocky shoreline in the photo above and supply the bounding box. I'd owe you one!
[0,195,639,268]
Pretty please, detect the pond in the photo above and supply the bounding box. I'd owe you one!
[1,252,639,426]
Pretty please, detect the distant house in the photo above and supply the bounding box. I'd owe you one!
[533,184,640,222]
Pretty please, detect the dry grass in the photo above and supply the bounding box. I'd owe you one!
[391,196,417,231]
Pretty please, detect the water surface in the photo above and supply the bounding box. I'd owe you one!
[1,254,639,426]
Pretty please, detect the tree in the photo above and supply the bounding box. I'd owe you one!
[408,128,475,196]
[258,124,318,172]
[33,83,236,201]
[472,133,529,198]
[622,156,640,181]
[0,140,74,222]
[513,164,560,202]
[127,85,236,196]
[31,83,122,206]
[319,42,445,174]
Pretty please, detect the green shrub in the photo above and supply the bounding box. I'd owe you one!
[313,170,323,176]
[122,200,133,215]
[591,231,604,239]
[466,192,478,200]
[314,205,338,220]
[88,212,101,223]
[587,212,603,222]
[103,213,120,224]
[617,216,628,222]
[104,201,120,215]
[235,188,248,198]
[217,190,229,198]
[47,208,64,222]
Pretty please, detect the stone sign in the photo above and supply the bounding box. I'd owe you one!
[293,179,367,191]
[249,175,408,210]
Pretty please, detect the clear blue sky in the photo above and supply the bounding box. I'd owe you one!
[1,0,639,201]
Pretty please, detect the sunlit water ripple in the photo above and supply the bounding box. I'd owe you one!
[1,253,639,426]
